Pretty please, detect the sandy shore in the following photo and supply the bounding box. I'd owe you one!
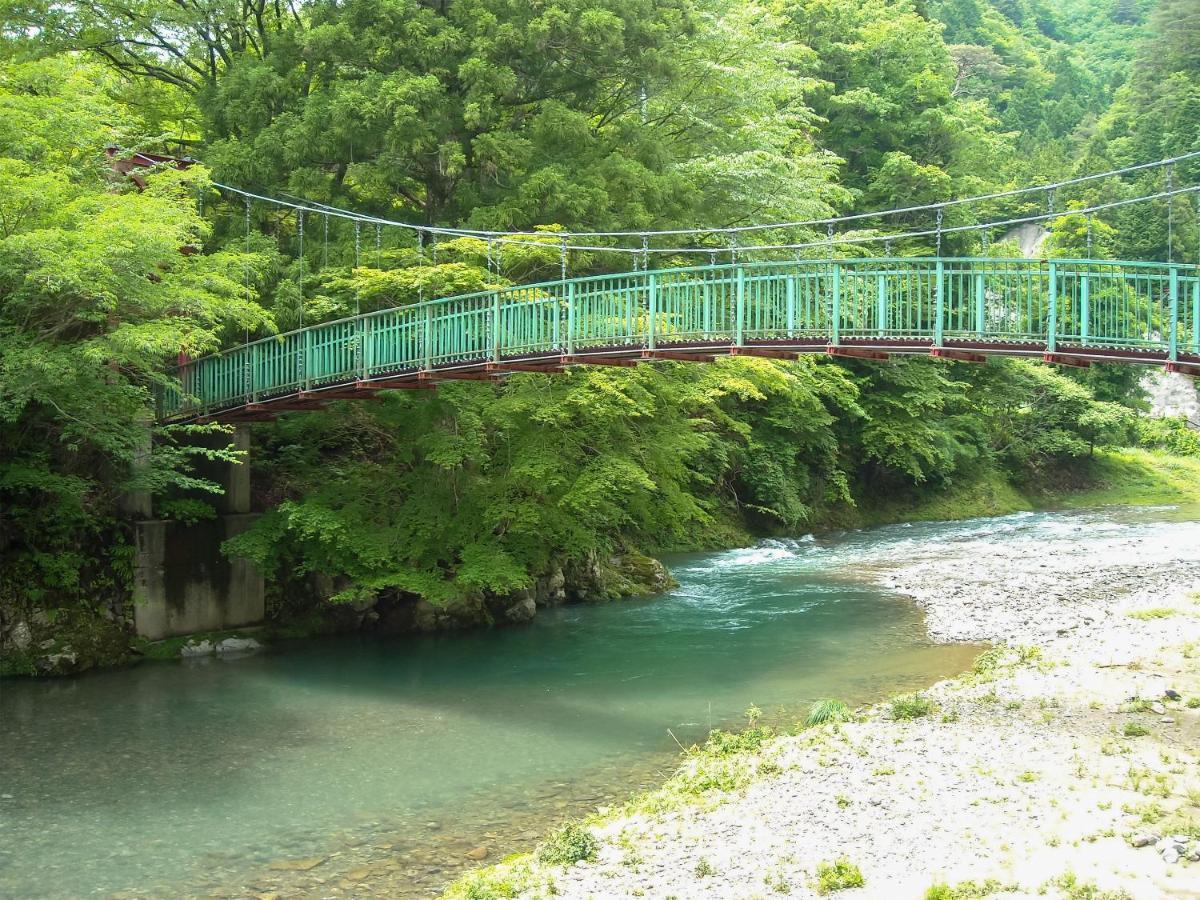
[451,511,1200,898]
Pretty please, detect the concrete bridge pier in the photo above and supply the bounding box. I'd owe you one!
[133,426,265,640]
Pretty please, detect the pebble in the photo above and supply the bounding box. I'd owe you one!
[216,637,261,654]
[1159,716,1175,724]
[527,515,1200,900]
[267,857,324,871]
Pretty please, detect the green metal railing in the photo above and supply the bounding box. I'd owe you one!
[161,257,1200,419]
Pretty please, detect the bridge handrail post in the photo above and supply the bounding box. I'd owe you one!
[358,316,368,379]
[875,271,886,337]
[241,346,250,405]
[830,262,841,346]
[974,272,985,335]
[647,272,657,350]
[735,265,745,347]
[1168,265,1179,362]
[492,292,501,363]
[934,259,945,347]
[424,304,434,370]
[786,273,796,337]
[302,329,311,390]
[1193,276,1200,355]
[1046,260,1057,353]
[1080,270,1090,344]
[566,281,575,356]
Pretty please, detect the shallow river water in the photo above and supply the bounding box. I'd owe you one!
[4,506,1188,898]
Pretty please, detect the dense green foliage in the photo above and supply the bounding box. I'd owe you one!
[0,58,267,635]
[1,0,1197,661]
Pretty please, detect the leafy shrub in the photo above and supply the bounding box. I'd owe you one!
[703,726,773,757]
[1123,722,1150,737]
[536,823,597,866]
[815,858,865,894]
[972,647,1007,676]
[1134,416,1200,457]
[806,698,851,727]
[890,692,935,720]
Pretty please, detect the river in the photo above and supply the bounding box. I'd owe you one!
[4,506,1189,899]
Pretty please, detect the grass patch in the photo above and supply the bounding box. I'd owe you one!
[890,692,935,720]
[806,698,851,727]
[535,823,596,866]
[1122,722,1150,738]
[1042,449,1200,508]
[925,880,1014,899]
[1051,871,1133,900]
[815,858,865,894]
[1127,607,1176,620]
[443,857,546,899]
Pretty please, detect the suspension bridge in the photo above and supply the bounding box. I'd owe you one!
[161,155,1200,423]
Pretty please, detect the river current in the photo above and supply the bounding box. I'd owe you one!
[3,506,1191,898]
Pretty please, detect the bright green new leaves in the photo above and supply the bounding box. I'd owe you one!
[228,358,863,603]
[0,58,271,613]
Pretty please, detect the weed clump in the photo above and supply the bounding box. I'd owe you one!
[536,823,597,866]
[925,880,1013,899]
[1122,722,1150,738]
[890,692,935,720]
[806,698,851,727]
[815,858,864,894]
[1127,607,1176,620]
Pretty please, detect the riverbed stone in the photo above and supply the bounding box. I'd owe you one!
[215,637,261,655]
[180,639,215,657]
[9,620,32,651]
[267,857,325,871]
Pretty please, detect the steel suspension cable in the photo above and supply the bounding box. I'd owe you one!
[210,150,1200,244]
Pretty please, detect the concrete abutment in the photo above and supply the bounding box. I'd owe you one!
[133,425,265,640]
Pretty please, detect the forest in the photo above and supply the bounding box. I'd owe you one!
[1,0,1199,672]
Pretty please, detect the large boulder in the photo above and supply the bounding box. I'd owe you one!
[565,551,676,602]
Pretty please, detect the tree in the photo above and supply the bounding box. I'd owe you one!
[0,57,270,622]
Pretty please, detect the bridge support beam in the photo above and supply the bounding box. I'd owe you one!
[1166,361,1200,378]
[930,348,988,363]
[828,346,890,361]
[419,370,494,383]
[729,347,799,360]
[1043,352,1091,368]
[487,361,565,374]
[562,354,639,367]
[641,349,720,362]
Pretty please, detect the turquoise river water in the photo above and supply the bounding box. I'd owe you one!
[8,508,1172,898]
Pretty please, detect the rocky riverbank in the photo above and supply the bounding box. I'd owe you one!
[450,510,1200,899]
[0,550,675,675]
